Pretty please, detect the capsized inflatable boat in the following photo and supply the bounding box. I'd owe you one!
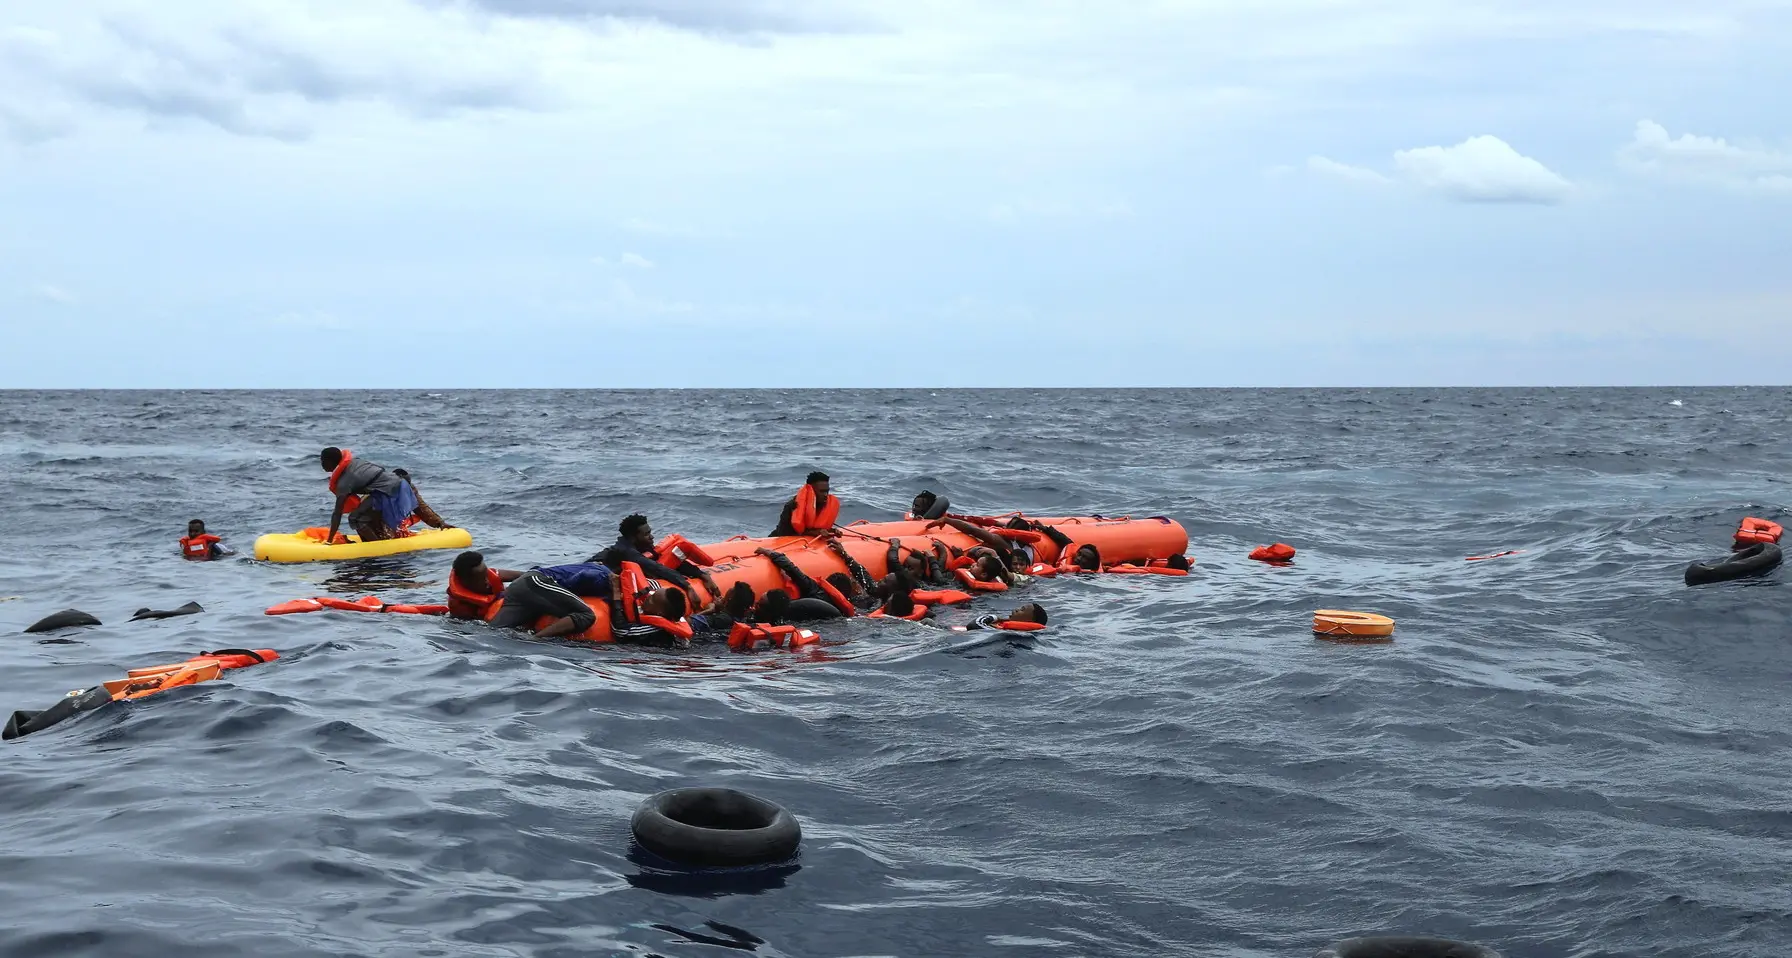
[253,525,473,563]
[457,514,1189,643]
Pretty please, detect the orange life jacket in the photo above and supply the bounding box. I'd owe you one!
[179,533,220,560]
[1734,517,1784,549]
[654,534,717,568]
[994,620,1046,632]
[727,621,817,651]
[869,603,929,621]
[910,588,973,606]
[446,568,503,620]
[1249,543,1296,563]
[618,561,694,640]
[1104,560,1190,577]
[955,567,1009,592]
[328,449,362,513]
[791,484,840,534]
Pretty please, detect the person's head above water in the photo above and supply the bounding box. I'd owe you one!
[1007,603,1048,625]
[826,572,859,597]
[643,586,687,621]
[620,513,653,549]
[452,550,492,590]
[912,491,936,514]
[806,471,830,499]
[1072,545,1100,571]
[722,581,756,617]
[187,519,206,537]
[974,554,1006,581]
[754,589,790,622]
[1166,554,1190,570]
[319,447,344,471]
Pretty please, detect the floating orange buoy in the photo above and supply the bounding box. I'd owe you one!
[1249,543,1296,564]
[1312,609,1394,642]
[1734,517,1784,549]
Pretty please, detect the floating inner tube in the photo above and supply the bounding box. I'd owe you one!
[1685,541,1782,586]
[131,601,204,621]
[631,787,801,867]
[1313,609,1395,642]
[23,609,101,634]
[1314,935,1503,958]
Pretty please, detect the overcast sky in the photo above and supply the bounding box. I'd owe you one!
[3,0,1789,388]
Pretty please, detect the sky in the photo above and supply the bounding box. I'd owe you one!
[2,0,1790,388]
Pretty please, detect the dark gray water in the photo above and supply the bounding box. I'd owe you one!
[1,388,1787,958]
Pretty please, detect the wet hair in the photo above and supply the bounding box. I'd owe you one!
[661,588,688,620]
[452,551,484,578]
[806,471,828,485]
[975,555,1005,580]
[620,513,650,537]
[1074,545,1101,571]
[882,590,915,618]
[188,519,205,530]
[723,582,756,617]
[320,447,344,470]
[1167,554,1190,571]
[1014,602,1048,625]
[913,491,935,509]
[754,589,790,624]
[826,572,857,596]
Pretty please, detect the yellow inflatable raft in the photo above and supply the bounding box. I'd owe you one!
[253,526,473,563]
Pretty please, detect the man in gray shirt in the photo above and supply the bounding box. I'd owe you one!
[319,446,421,543]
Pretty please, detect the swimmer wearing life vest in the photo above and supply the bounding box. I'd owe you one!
[179,519,236,561]
[955,603,1048,631]
[319,447,423,543]
[886,537,952,585]
[822,539,890,612]
[923,517,1029,586]
[772,471,841,538]
[756,547,857,619]
[449,551,601,639]
[588,514,720,605]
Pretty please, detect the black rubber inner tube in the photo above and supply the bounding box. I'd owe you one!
[1685,541,1782,586]
[631,787,801,867]
[1315,936,1503,958]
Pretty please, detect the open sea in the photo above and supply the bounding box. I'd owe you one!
[0,387,1787,958]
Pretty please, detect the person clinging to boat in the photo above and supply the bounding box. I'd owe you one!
[771,471,840,538]
[589,513,720,606]
[319,447,422,543]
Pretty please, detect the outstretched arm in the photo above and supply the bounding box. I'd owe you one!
[757,548,824,601]
[925,517,1010,554]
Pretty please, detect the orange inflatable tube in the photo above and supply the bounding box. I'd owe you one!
[440,514,1189,644]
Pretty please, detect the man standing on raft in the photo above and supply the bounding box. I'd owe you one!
[771,471,841,538]
[320,447,422,543]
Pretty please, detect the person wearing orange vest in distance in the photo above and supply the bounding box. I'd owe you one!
[587,514,720,606]
[319,447,421,543]
[771,471,841,538]
[178,519,236,560]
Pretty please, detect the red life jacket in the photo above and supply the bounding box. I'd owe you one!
[954,567,1009,592]
[791,484,840,534]
[446,568,503,620]
[328,449,362,513]
[727,621,817,651]
[910,588,973,606]
[179,533,220,560]
[618,561,694,640]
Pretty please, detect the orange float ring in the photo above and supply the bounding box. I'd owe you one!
[1312,609,1395,642]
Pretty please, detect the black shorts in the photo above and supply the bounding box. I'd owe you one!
[490,572,597,634]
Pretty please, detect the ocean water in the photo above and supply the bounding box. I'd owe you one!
[0,387,1787,958]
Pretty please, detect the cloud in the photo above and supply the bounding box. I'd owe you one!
[1620,119,1792,193]
[1306,155,1392,186]
[619,251,654,269]
[0,5,552,140]
[34,284,74,303]
[436,0,880,36]
[1308,135,1573,204]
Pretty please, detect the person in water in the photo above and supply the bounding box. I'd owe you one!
[1002,517,1103,571]
[179,519,236,561]
[755,547,854,619]
[886,536,951,585]
[957,603,1048,630]
[391,469,453,533]
[772,471,840,537]
[925,517,1029,583]
[589,514,721,604]
[907,490,950,521]
[448,551,704,643]
[824,538,887,611]
[320,447,420,543]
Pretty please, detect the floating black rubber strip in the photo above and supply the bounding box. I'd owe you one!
[131,601,205,621]
[1314,936,1503,958]
[3,686,113,741]
[631,787,801,867]
[1685,541,1782,586]
[23,610,101,633]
